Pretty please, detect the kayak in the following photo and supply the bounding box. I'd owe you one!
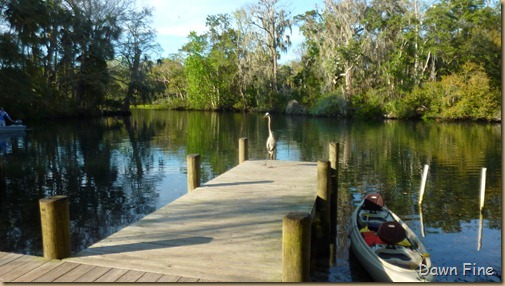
[349,193,434,282]
[0,125,26,134]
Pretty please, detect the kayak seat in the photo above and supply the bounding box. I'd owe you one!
[363,193,384,212]
[376,250,410,261]
[378,221,406,245]
[375,248,419,269]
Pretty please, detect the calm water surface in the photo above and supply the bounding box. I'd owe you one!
[0,109,501,282]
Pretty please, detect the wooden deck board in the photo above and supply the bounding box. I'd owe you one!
[52,263,96,282]
[0,252,187,283]
[32,262,80,282]
[0,255,49,282]
[115,270,146,282]
[136,272,164,282]
[66,160,317,282]
[0,254,34,276]
[0,253,23,268]
[94,268,129,282]
[72,266,112,282]
[156,274,185,282]
[11,259,63,282]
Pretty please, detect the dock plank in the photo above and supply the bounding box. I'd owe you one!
[136,272,164,282]
[115,270,146,282]
[0,255,49,282]
[53,263,96,282]
[0,254,34,276]
[0,252,182,283]
[72,266,112,282]
[11,259,63,282]
[0,253,22,267]
[178,276,201,282]
[156,274,185,282]
[32,262,80,282]
[66,160,317,282]
[94,268,129,282]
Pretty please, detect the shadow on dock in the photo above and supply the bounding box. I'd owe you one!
[73,236,213,257]
[203,180,274,187]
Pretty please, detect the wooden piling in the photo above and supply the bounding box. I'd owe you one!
[187,154,200,192]
[313,160,330,268]
[282,212,311,282]
[328,143,339,265]
[39,196,71,260]
[418,164,429,205]
[239,138,248,164]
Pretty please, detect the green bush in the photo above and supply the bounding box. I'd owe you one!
[309,92,347,116]
[386,62,500,121]
[425,62,500,121]
[352,89,386,119]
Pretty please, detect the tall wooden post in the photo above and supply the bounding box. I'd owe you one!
[313,160,330,268]
[328,142,339,265]
[239,137,248,164]
[39,196,71,260]
[480,168,487,212]
[282,212,311,282]
[187,154,200,192]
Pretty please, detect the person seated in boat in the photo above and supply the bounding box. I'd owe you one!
[0,108,14,127]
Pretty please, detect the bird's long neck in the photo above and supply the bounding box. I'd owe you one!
[267,116,273,136]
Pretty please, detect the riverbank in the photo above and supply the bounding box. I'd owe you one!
[129,103,502,123]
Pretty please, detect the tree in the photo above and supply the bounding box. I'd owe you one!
[150,55,187,101]
[299,0,366,100]
[423,0,500,88]
[182,31,213,109]
[205,14,239,109]
[117,6,160,112]
[64,0,129,114]
[250,0,292,105]
[234,7,270,109]
[180,14,241,110]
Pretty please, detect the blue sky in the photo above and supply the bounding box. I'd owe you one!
[144,0,323,63]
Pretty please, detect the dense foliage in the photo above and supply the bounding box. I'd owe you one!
[0,0,160,119]
[0,0,501,121]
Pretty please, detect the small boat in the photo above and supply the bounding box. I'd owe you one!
[0,121,27,134]
[349,193,434,282]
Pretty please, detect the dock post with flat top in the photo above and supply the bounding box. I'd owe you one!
[313,160,330,269]
[187,154,200,192]
[39,196,71,260]
[282,212,311,282]
[329,142,339,265]
[239,138,248,164]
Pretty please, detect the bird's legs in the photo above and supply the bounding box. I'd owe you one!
[263,153,269,166]
[266,152,275,168]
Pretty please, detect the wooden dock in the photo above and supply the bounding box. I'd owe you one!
[0,251,205,282]
[54,160,318,282]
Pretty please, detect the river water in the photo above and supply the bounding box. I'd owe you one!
[0,109,501,282]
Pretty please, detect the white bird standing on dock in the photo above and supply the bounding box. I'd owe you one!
[263,112,276,168]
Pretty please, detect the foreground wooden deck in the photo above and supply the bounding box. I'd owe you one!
[0,251,209,282]
[63,160,318,282]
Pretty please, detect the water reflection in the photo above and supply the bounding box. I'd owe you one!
[0,110,501,282]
